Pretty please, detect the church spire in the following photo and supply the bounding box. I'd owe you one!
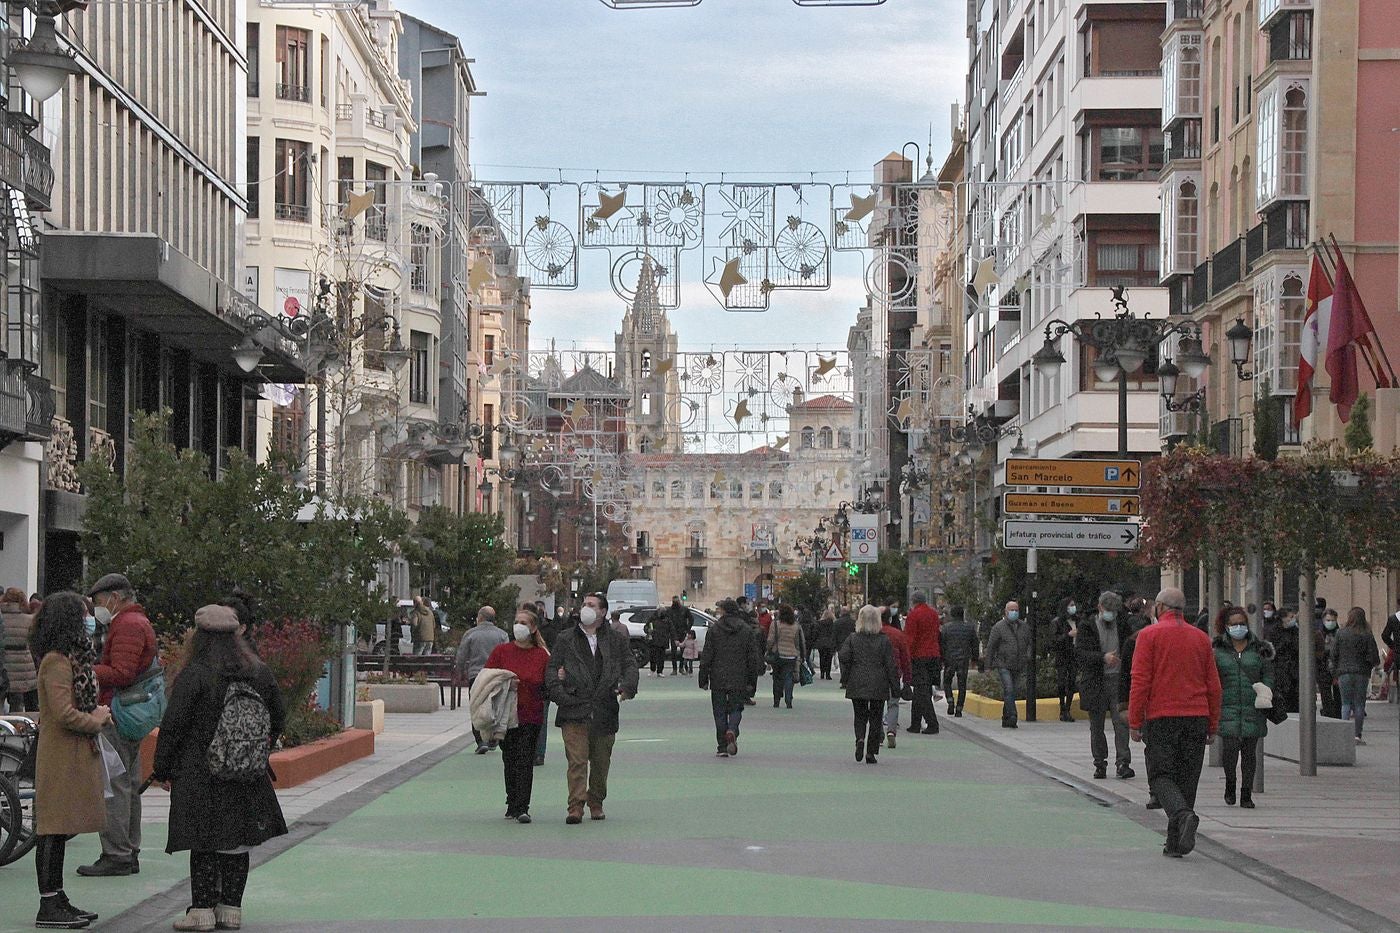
[633,254,661,336]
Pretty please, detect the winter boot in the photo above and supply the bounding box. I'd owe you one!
[214,905,242,930]
[173,908,217,932]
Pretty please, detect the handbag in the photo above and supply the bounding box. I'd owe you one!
[1267,690,1290,725]
[111,658,167,742]
[799,658,815,687]
[900,682,914,702]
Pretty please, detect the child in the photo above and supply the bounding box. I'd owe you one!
[679,629,699,674]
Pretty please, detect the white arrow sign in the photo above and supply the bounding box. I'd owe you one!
[1002,519,1140,552]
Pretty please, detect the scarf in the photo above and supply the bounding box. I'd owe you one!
[67,634,99,713]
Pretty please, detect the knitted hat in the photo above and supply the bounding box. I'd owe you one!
[194,604,240,633]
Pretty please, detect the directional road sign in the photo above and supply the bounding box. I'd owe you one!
[1002,519,1141,551]
[1005,458,1141,489]
[1003,492,1141,517]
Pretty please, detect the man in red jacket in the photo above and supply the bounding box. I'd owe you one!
[78,573,157,878]
[903,590,942,734]
[1128,587,1221,859]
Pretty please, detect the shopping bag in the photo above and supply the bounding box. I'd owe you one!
[97,732,127,800]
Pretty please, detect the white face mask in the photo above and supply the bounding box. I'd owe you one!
[1263,610,1274,619]
[579,607,599,627]
[513,623,531,643]
[93,606,112,626]
[1067,605,1077,616]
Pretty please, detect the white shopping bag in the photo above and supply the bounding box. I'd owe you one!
[97,733,127,800]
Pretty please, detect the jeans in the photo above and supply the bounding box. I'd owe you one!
[997,668,1022,724]
[535,700,550,760]
[1339,673,1370,736]
[910,657,941,731]
[771,658,796,706]
[1143,716,1209,849]
[851,698,885,750]
[190,851,250,909]
[99,723,142,861]
[1088,692,1130,770]
[883,695,901,733]
[6,689,37,713]
[500,723,541,816]
[414,641,434,656]
[1220,734,1258,797]
[711,690,746,747]
[943,660,969,711]
[560,724,616,811]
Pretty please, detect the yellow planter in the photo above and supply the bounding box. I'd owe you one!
[961,691,1088,721]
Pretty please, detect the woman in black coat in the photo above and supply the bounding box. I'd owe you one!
[837,605,900,765]
[153,605,287,932]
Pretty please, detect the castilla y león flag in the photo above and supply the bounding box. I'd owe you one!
[1326,245,1391,423]
[1294,254,1332,426]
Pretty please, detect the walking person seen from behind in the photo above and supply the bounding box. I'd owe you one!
[766,605,805,709]
[903,590,942,735]
[1332,607,1381,746]
[152,604,288,931]
[1212,605,1273,808]
[411,595,436,656]
[1078,591,1135,780]
[839,605,900,765]
[938,606,978,718]
[30,592,108,930]
[879,608,911,748]
[456,606,508,754]
[547,592,639,824]
[1128,587,1221,859]
[699,598,762,757]
[484,606,551,823]
[814,606,837,680]
[986,601,1031,728]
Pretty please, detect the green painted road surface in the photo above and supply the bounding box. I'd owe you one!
[0,678,1364,931]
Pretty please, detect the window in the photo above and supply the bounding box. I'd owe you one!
[365,163,388,240]
[640,350,651,378]
[246,24,259,97]
[337,156,354,205]
[483,334,494,367]
[273,139,309,220]
[320,35,330,108]
[246,137,259,218]
[838,428,851,448]
[1093,127,1164,181]
[769,480,784,499]
[688,527,705,551]
[1090,231,1159,288]
[690,479,705,499]
[481,404,494,459]
[1079,339,1159,392]
[1173,180,1199,271]
[641,392,652,416]
[670,479,684,500]
[652,480,665,500]
[1080,17,1163,76]
[88,318,108,432]
[1280,87,1307,198]
[750,482,763,500]
[801,426,815,448]
[729,480,743,500]
[818,426,833,449]
[275,26,310,102]
[409,331,430,405]
[409,223,431,292]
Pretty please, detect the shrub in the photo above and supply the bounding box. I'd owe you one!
[279,702,342,749]
[968,654,1060,700]
[257,620,341,745]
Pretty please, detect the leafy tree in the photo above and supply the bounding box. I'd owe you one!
[1253,377,1281,461]
[865,549,909,605]
[1345,392,1373,452]
[778,570,830,619]
[401,506,516,632]
[985,546,1151,634]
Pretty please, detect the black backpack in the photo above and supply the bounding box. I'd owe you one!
[206,681,271,782]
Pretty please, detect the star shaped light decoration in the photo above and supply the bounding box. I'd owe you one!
[893,396,915,426]
[707,256,748,298]
[773,435,789,450]
[844,191,876,224]
[814,356,837,377]
[653,357,674,377]
[591,190,632,230]
[732,399,751,428]
[344,189,376,221]
[716,186,772,244]
[970,255,1000,292]
[568,399,587,422]
[468,257,494,292]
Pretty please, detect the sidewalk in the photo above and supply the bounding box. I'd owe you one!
[946,697,1400,924]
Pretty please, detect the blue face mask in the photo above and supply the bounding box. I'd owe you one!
[1006,610,1020,621]
[1284,619,1297,629]
[84,615,97,636]
[1100,610,1116,622]
[1227,624,1249,641]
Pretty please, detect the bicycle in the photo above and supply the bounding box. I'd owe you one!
[0,716,38,867]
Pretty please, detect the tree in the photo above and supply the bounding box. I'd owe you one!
[865,549,909,605]
[1253,377,1281,461]
[1345,392,1373,452]
[778,570,830,619]
[401,507,516,631]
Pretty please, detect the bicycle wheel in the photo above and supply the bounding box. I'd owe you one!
[0,774,21,866]
[0,747,36,866]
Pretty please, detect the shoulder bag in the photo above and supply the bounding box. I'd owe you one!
[110,658,167,742]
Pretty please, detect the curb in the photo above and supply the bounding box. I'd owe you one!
[943,717,1400,933]
[102,731,478,933]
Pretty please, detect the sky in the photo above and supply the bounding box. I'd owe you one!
[397,0,965,354]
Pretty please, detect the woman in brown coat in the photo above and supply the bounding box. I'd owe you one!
[3,585,39,710]
[31,591,110,929]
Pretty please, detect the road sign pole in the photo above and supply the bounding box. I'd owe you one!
[863,564,869,603]
[1026,546,1038,723]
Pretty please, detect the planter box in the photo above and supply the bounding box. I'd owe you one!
[364,682,440,713]
[354,698,385,734]
[962,691,1087,721]
[137,727,376,789]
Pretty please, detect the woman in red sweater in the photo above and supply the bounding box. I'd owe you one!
[485,606,551,823]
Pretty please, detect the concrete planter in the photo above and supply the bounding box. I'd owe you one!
[137,727,375,789]
[354,698,386,733]
[364,682,440,713]
[962,691,1086,721]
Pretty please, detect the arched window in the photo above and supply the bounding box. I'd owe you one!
[818,426,833,449]
[1279,273,1305,393]
[1180,47,1200,114]
[801,427,815,448]
[640,350,651,378]
[1176,180,1198,271]
[641,392,652,416]
[838,429,852,449]
[1281,87,1307,197]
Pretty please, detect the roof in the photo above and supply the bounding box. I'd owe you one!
[555,365,626,398]
[627,448,789,468]
[790,394,854,412]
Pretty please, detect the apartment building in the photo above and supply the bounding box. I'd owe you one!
[962,0,1169,477]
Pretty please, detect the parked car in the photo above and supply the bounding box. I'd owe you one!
[368,599,446,654]
[616,606,715,666]
[606,579,660,612]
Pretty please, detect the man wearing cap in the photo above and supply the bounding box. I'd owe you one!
[1078,591,1135,780]
[78,573,157,877]
[1128,587,1221,858]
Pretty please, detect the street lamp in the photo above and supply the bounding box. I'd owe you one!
[1032,288,1210,457]
[10,11,83,102]
[1226,318,1256,381]
[232,336,265,374]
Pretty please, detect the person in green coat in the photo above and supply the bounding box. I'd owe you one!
[1212,606,1274,809]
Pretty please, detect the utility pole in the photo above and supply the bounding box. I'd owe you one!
[1025,545,1038,722]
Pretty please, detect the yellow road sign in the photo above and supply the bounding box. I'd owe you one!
[1003,492,1141,517]
[1005,458,1141,489]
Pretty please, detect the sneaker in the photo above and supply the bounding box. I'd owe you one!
[1239,796,1255,809]
[1176,810,1200,855]
[516,812,532,824]
[716,748,729,757]
[1161,845,1184,859]
[922,725,939,735]
[954,709,963,718]
[504,810,518,819]
[1146,796,1163,810]
[474,745,489,755]
[534,755,545,767]
[1356,737,1367,746]
[724,730,738,757]
[36,896,90,929]
[885,731,897,749]
[57,895,97,924]
[486,741,498,751]
[1093,764,1107,780]
[1116,765,1135,779]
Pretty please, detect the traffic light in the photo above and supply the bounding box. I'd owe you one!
[845,561,859,577]
[681,589,688,602]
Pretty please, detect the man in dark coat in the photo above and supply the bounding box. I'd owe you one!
[666,596,690,675]
[986,601,1031,728]
[833,607,856,655]
[644,608,672,678]
[546,592,639,824]
[938,607,978,717]
[699,599,762,757]
[814,610,837,680]
[1049,598,1080,722]
[1078,591,1135,780]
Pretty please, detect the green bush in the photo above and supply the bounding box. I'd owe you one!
[968,654,1061,699]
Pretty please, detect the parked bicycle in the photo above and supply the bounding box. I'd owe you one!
[0,715,38,866]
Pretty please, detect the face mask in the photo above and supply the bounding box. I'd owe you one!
[579,607,598,627]
[1227,624,1249,640]
[1324,619,1338,631]
[93,606,112,626]
[1263,610,1274,619]
[1284,619,1297,629]
[1100,610,1117,622]
[84,615,97,636]
[1007,610,1020,621]
[1067,605,1077,616]
[513,623,531,643]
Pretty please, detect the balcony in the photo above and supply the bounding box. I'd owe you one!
[1165,120,1202,164]
[1167,0,1203,24]
[1245,223,1265,273]
[275,83,310,103]
[1191,259,1210,308]
[1264,202,1309,253]
[686,546,708,559]
[275,202,310,223]
[1211,237,1244,296]
[1261,0,1310,30]
[1268,12,1312,63]
[20,135,53,211]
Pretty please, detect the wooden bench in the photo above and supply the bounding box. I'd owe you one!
[355,654,462,710]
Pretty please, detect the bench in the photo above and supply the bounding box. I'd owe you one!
[1263,713,1356,766]
[355,654,462,710]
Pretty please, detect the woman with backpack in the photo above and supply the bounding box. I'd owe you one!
[152,604,287,931]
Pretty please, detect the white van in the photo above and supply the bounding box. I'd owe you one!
[605,579,660,612]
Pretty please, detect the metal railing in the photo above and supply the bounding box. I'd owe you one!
[1191,259,1210,308]
[686,547,707,559]
[276,83,310,103]
[1245,223,1265,272]
[275,202,310,222]
[20,135,52,210]
[24,371,52,440]
[1211,237,1243,295]
[1168,0,1203,21]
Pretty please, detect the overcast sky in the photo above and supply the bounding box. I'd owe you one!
[397,0,964,353]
